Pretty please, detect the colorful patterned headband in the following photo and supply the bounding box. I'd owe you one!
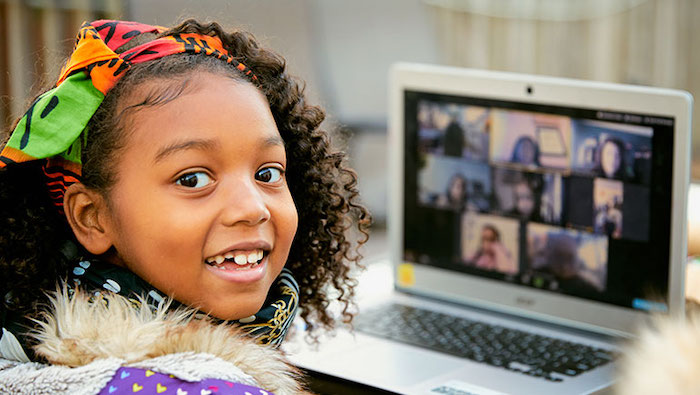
[0,20,257,211]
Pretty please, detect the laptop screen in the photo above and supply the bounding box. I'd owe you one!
[402,90,675,313]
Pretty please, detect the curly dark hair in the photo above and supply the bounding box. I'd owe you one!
[0,19,370,341]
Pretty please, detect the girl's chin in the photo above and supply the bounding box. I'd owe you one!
[207,301,266,322]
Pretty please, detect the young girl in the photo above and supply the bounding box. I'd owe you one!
[0,19,369,394]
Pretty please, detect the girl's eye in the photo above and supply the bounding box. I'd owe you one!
[176,172,213,188]
[255,167,283,183]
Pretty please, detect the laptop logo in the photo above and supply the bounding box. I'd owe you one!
[516,296,535,306]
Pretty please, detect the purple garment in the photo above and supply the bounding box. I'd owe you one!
[98,367,273,395]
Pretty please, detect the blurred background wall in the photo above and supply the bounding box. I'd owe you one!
[1,0,698,227]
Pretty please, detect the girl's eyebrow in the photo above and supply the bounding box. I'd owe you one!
[153,135,284,163]
[153,138,221,163]
[265,135,284,147]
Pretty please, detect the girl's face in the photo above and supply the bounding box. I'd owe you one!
[103,72,298,320]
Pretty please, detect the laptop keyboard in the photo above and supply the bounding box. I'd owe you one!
[354,303,615,382]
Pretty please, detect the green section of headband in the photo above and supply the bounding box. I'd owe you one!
[6,72,103,165]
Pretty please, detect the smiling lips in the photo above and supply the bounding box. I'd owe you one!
[205,249,265,270]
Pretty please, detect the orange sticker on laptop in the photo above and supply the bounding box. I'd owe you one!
[397,263,416,287]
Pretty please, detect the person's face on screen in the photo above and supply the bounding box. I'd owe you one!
[513,138,537,165]
[448,175,466,203]
[547,235,578,278]
[480,227,498,254]
[601,140,622,177]
[514,182,535,217]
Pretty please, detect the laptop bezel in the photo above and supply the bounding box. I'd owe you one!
[388,63,692,337]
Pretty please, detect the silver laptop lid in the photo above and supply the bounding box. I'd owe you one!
[388,63,692,337]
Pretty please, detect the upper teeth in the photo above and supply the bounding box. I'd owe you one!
[206,250,264,265]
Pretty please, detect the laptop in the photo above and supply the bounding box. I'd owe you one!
[285,64,693,395]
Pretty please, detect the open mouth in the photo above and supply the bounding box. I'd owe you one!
[204,249,268,270]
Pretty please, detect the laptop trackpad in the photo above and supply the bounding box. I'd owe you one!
[321,341,463,387]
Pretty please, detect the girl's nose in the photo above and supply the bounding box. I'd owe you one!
[220,179,271,226]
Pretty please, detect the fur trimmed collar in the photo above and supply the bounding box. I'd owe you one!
[30,287,306,394]
[616,312,700,395]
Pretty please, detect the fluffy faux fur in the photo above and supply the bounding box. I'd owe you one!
[616,313,700,395]
[30,287,308,394]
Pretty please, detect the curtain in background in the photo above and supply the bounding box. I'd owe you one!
[427,0,700,179]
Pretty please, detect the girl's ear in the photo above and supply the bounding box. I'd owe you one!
[63,183,114,255]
